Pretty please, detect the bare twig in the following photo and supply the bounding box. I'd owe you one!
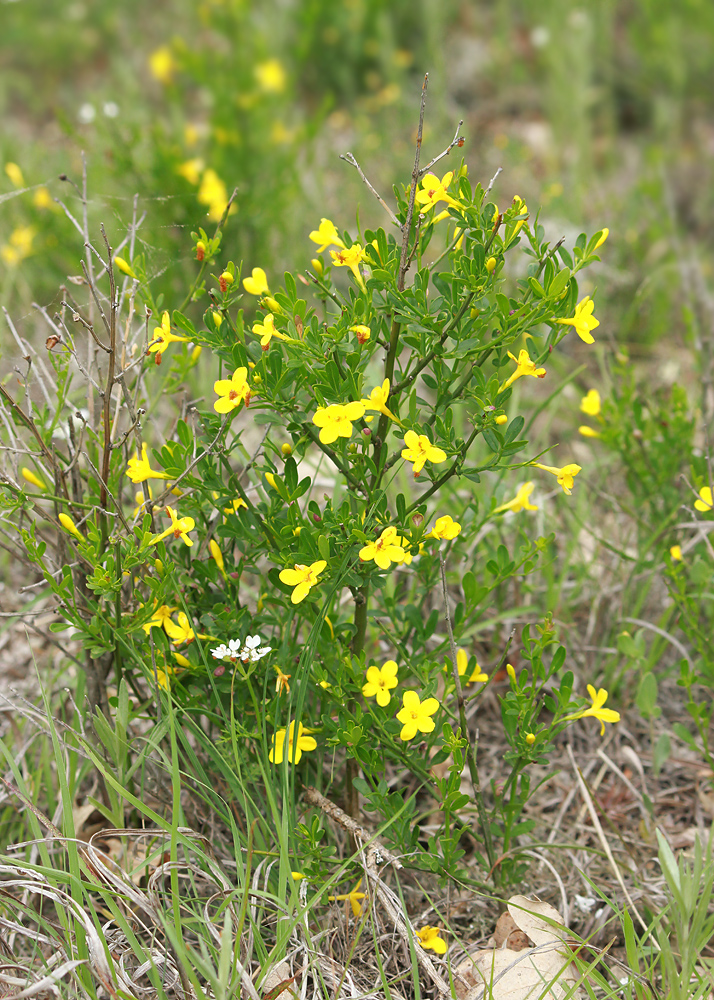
[398,73,429,291]
[419,119,464,177]
[484,166,503,199]
[304,787,403,869]
[339,153,399,226]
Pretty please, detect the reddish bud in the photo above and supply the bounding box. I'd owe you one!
[195,240,206,261]
[214,665,225,677]
[155,352,162,366]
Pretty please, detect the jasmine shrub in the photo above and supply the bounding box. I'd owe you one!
[2,102,618,893]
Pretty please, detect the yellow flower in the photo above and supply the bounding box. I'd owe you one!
[694,487,713,512]
[350,324,371,343]
[593,228,609,250]
[508,195,528,234]
[149,311,189,355]
[32,187,54,210]
[149,45,176,85]
[670,545,683,561]
[269,720,317,764]
[150,506,195,547]
[361,379,402,425]
[501,349,547,391]
[506,663,517,683]
[396,691,440,741]
[557,296,599,344]
[1,225,35,266]
[243,267,269,296]
[578,425,601,438]
[416,926,447,955]
[141,602,176,635]
[275,666,292,695]
[328,879,366,918]
[414,171,461,213]
[253,313,289,350]
[525,732,536,745]
[176,157,205,185]
[565,685,620,736]
[58,513,83,540]
[197,168,230,221]
[173,652,191,667]
[254,58,286,93]
[495,414,508,425]
[164,611,201,644]
[114,256,137,279]
[224,498,248,515]
[401,430,447,477]
[4,162,24,187]
[330,244,367,287]
[362,660,398,707]
[291,871,305,881]
[214,367,250,413]
[155,667,173,691]
[279,560,327,604]
[312,401,366,445]
[126,443,171,484]
[580,389,601,416]
[359,526,410,569]
[309,218,346,253]
[211,311,223,329]
[21,467,46,490]
[453,649,488,684]
[486,257,497,273]
[493,482,538,514]
[209,539,226,579]
[533,462,582,496]
[429,515,461,540]
[281,442,292,457]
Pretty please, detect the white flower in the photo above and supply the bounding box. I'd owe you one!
[242,634,272,661]
[228,638,243,656]
[211,644,231,660]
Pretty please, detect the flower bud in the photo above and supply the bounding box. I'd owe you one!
[154,559,164,572]
[209,539,226,578]
[191,344,202,363]
[506,663,516,683]
[293,526,302,536]
[263,296,282,314]
[195,240,206,261]
[115,257,138,279]
[58,512,83,540]
[311,257,323,276]
[281,442,292,457]
[174,652,191,667]
[411,513,424,528]
[265,472,277,489]
[212,311,223,328]
[486,257,496,273]
[219,270,234,292]
[525,732,536,745]
[495,414,508,425]
[21,467,46,490]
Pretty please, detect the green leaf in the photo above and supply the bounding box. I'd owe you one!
[548,266,571,298]
[528,277,546,298]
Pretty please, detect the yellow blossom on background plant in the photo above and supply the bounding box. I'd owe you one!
[401,431,447,477]
[1,226,35,266]
[414,171,460,213]
[694,487,713,512]
[580,388,601,416]
[429,515,461,540]
[224,498,248,515]
[493,482,538,514]
[361,379,402,424]
[309,218,345,253]
[328,879,366,917]
[578,425,601,438]
[501,349,546,391]
[558,296,599,344]
[214,367,250,413]
[533,462,582,495]
[133,486,154,519]
[176,158,205,185]
[163,611,207,644]
[359,526,410,569]
[312,401,366,444]
[149,311,189,356]
[150,506,195,547]
[155,666,174,691]
[670,545,683,561]
[126,443,171,484]
[4,162,24,187]
[254,58,286,93]
[330,244,367,287]
[149,45,176,84]
[279,561,326,604]
[21,468,46,490]
[269,720,317,764]
[197,168,230,221]
[396,690,440,741]
[275,666,291,695]
[564,685,620,736]
[243,267,269,295]
[362,660,398,707]
[417,926,447,955]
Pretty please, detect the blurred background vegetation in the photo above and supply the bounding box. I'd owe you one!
[2,0,713,348]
